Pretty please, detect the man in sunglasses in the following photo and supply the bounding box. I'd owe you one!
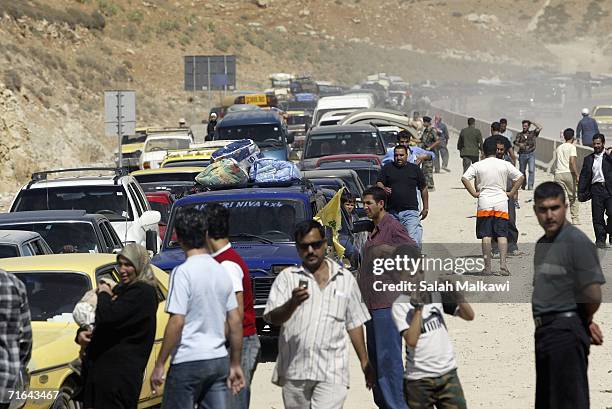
[264,220,374,409]
[532,181,605,409]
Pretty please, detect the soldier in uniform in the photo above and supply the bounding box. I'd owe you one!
[420,116,440,191]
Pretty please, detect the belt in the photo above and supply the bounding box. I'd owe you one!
[533,311,579,328]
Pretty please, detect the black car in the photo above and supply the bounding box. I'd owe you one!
[0,210,123,254]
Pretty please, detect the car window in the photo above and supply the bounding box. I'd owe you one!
[304,131,385,158]
[14,272,91,321]
[149,200,170,224]
[132,182,150,212]
[166,199,306,247]
[12,185,133,222]
[0,244,19,258]
[21,244,34,256]
[127,184,143,216]
[0,222,99,254]
[98,222,115,252]
[104,221,123,248]
[28,239,48,255]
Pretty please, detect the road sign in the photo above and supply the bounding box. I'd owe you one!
[104,90,136,167]
[184,55,236,91]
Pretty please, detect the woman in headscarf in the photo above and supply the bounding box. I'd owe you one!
[76,243,159,409]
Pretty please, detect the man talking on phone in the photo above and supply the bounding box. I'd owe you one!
[264,220,374,409]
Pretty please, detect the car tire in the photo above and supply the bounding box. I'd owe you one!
[52,380,82,409]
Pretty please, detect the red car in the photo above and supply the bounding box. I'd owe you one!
[145,192,173,241]
[315,154,382,168]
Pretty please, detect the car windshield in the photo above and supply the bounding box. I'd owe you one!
[380,130,399,147]
[134,173,198,184]
[145,138,190,152]
[14,272,91,321]
[304,132,385,158]
[0,222,99,254]
[0,244,19,258]
[217,124,284,145]
[287,115,310,125]
[122,132,147,145]
[595,107,612,116]
[12,186,132,222]
[167,199,306,247]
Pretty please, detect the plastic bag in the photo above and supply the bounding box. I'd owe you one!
[211,139,261,171]
[249,158,301,183]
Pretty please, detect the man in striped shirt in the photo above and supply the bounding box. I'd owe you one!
[264,220,374,409]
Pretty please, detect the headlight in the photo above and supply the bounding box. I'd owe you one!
[272,265,295,274]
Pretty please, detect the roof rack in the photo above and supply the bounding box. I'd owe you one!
[30,167,128,186]
[203,177,315,192]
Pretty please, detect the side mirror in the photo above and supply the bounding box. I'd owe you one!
[286,133,295,144]
[140,210,161,227]
[146,230,158,255]
[352,219,374,233]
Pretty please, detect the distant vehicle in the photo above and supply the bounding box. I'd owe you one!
[378,126,402,148]
[318,161,381,188]
[226,104,262,114]
[301,169,366,200]
[300,124,386,169]
[140,132,193,170]
[290,77,319,95]
[131,167,203,197]
[592,105,612,134]
[317,109,356,127]
[145,191,173,242]
[0,230,52,258]
[315,154,382,167]
[117,127,148,171]
[317,83,346,97]
[286,110,312,149]
[312,94,375,127]
[161,140,234,168]
[0,210,123,254]
[214,110,294,160]
[283,93,318,111]
[9,168,160,252]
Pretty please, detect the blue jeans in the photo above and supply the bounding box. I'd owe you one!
[228,335,261,409]
[162,356,230,409]
[391,209,423,246]
[366,308,408,409]
[519,152,535,189]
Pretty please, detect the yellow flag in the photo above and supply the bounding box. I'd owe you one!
[314,187,346,259]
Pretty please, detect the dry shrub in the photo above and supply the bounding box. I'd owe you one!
[3,69,22,92]
[0,1,106,30]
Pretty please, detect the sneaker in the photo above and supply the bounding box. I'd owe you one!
[508,249,524,256]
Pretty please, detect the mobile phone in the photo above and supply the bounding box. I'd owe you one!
[299,279,308,289]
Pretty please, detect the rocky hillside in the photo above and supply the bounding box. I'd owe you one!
[0,0,611,193]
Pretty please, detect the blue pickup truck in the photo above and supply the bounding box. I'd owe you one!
[152,181,328,335]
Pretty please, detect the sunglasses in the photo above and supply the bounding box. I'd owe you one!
[297,239,326,251]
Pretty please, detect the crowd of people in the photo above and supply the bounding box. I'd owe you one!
[0,111,608,409]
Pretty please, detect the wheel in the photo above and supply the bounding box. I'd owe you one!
[52,380,82,409]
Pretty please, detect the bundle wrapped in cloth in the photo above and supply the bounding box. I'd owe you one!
[210,139,261,172]
[195,159,249,187]
[72,277,117,330]
[249,158,301,183]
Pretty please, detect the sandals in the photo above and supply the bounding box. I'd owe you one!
[498,267,511,276]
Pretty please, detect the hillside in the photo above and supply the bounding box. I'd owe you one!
[1,0,611,193]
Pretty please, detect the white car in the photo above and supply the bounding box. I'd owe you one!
[140,132,193,169]
[9,168,161,252]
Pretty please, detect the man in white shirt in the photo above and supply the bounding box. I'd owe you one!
[462,137,524,275]
[578,133,612,248]
[553,128,580,224]
[264,220,374,409]
[151,207,244,408]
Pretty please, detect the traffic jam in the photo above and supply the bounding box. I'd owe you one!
[3,73,420,409]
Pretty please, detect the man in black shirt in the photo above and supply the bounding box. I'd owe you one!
[532,182,605,409]
[376,145,428,246]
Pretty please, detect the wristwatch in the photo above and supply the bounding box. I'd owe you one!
[411,300,424,310]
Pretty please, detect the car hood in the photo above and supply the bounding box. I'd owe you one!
[29,322,79,372]
[153,243,299,272]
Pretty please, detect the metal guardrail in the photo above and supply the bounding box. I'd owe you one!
[430,102,594,171]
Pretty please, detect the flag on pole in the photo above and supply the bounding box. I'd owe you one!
[314,187,346,259]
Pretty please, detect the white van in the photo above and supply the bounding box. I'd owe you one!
[312,93,375,127]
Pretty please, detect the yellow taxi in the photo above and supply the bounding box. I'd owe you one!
[0,254,169,409]
[118,127,148,171]
[160,140,234,168]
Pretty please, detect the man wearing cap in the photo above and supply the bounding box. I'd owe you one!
[420,116,440,191]
[576,108,599,147]
[207,113,218,141]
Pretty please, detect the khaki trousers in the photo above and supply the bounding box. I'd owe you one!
[554,172,579,222]
[282,380,348,409]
